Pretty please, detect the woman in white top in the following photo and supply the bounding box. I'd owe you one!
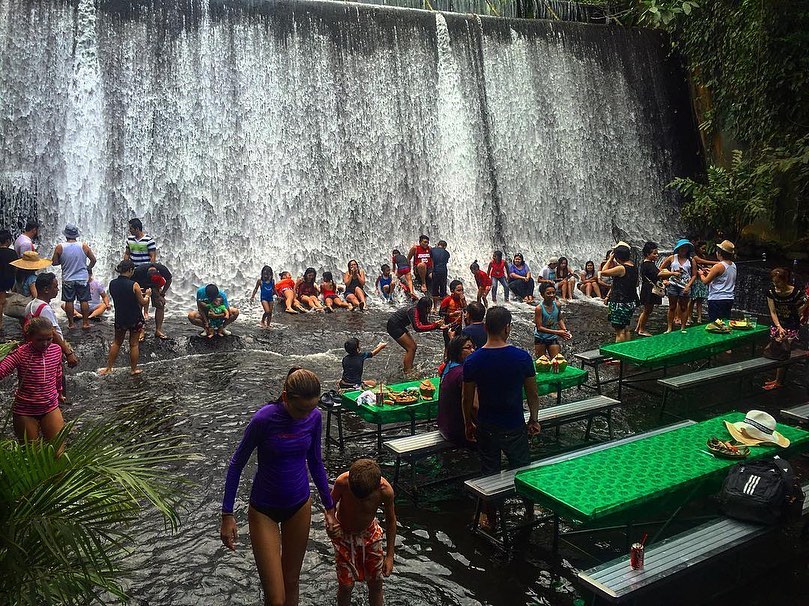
[698,240,737,322]
[659,239,694,333]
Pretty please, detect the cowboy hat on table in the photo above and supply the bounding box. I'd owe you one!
[724,410,790,448]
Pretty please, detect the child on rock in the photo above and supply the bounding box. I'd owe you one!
[249,265,275,328]
[376,264,395,303]
[322,271,352,312]
[275,271,306,314]
[339,338,386,389]
[206,295,229,338]
[328,459,396,606]
[470,261,491,308]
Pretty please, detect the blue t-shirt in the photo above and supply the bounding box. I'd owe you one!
[196,285,229,309]
[461,323,487,349]
[463,345,535,429]
[509,263,531,278]
[431,247,450,274]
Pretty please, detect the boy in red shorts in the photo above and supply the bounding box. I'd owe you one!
[328,459,396,606]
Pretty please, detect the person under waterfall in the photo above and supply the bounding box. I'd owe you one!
[188,283,240,335]
[406,235,433,294]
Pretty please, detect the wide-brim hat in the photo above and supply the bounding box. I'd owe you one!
[716,240,736,255]
[548,257,559,264]
[10,250,51,270]
[63,223,79,238]
[614,241,631,251]
[724,410,789,448]
[673,238,694,254]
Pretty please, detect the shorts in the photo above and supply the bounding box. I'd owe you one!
[707,299,733,322]
[666,283,686,298]
[431,272,447,298]
[396,267,410,276]
[149,289,166,308]
[607,302,637,329]
[209,318,225,329]
[386,318,408,340]
[332,518,384,586]
[323,294,339,301]
[62,280,91,303]
[260,293,275,303]
[0,277,15,292]
[115,319,144,333]
[534,335,558,346]
[251,498,309,524]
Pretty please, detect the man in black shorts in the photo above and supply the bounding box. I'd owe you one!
[132,262,172,340]
[430,240,450,309]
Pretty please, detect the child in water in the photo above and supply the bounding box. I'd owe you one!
[322,271,352,312]
[339,338,387,389]
[250,265,275,328]
[392,249,416,300]
[328,459,396,606]
[206,296,229,338]
[376,264,395,303]
[470,261,491,308]
[275,271,306,314]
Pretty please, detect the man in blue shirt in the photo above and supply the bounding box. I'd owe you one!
[462,306,540,529]
[188,283,240,336]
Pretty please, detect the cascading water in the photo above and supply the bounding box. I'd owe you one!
[0,0,700,295]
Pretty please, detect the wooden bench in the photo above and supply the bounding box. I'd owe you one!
[577,483,809,603]
[575,349,607,394]
[657,350,809,419]
[781,402,809,424]
[385,395,620,500]
[464,420,695,549]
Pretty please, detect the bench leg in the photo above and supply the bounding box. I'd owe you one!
[594,363,602,395]
[325,408,333,448]
[617,361,624,400]
[377,424,382,452]
[336,408,344,450]
[552,514,560,553]
[584,415,594,441]
[471,498,483,530]
[411,456,418,502]
[499,503,510,550]
[392,457,402,495]
[659,387,669,421]
[606,409,614,440]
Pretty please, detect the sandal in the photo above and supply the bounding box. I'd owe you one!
[762,381,782,391]
[284,309,299,315]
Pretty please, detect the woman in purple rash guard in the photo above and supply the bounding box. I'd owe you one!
[220,368,337,606]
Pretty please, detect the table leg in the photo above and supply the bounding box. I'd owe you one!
[594,363,602,395]
[337,409,344,450]
[617,361,624,401]
[392,457,401,494]
[377,424,382,452]
[552,514,560,553]
[325,407,333,448]
[556,384,562,407]
[499,504,510,550]
[410,412,416,435]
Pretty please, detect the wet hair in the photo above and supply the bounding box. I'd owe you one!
[614,246,631,262]
[470,260,480,273]
[585,260,595,273]
[25,316,54,338]
[322,271,333,282]
[25,219,39,232]
[415,296,433,319]
[115,259,134,274]
[381,263,390,272]
[419,234,429,242]
[449,279,463,292]
[771,267,790,283]
[347,259,359,271]
[0,229,11,244]
[642,241,658,258]
[695,240,707,249]
[466,301,485,323]
[128,218,143,232]
[485,306,511,335]
[557,257,569,276]
[303,267,316,283]
[543,285,557,298]
[447,335,473,363]
[493,250,503,262]
[35,272,56,293]
[437,240,447,247]
[261,265,272,281]
[392,249,401,257]
[283,368,321,401]
[204,284,219,300]
[513,253,524,263]
[279,271,291,279]
[344,337,360,355]
[348,458,382,499]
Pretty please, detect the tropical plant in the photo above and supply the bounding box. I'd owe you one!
[634,0,698,27]
[0,411,193,605]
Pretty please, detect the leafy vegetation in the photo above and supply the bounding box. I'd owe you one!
[0,411,193,605]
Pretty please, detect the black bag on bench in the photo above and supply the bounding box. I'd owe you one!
[719,457,804,524]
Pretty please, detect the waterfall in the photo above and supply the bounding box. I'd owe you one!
[0,0,700,295]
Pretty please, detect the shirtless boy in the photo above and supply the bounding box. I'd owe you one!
[328,459,396,606]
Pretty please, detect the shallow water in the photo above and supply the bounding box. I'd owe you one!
[3,297,807,605]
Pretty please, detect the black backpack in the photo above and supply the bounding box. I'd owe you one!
[719,457,804,525]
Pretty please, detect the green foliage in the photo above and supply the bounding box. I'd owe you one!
[635,0,699,27]
[671,150,775,240]
[0,411,194,605]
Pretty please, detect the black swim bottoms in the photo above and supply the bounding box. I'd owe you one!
[386,317,408,340]
[251,497,309,524]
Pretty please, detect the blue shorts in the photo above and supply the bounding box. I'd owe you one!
[260,293,274,303]
[62,280,91,303]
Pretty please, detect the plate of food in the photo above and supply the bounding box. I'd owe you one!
[729,320,753,330]
[706,320,732,334]
[706,437,750,459]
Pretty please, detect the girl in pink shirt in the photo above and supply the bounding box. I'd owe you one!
[0,317,65,442]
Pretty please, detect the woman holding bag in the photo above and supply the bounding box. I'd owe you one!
[635,242,680,337]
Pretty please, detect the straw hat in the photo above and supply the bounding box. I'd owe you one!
[724,410,789,448]
[10,250,52,270]
[615,241,630,250]
[716,240,736,255]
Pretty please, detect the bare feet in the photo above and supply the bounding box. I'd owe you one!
[763,380,782,391]
[67,323,75,330]
[98,367,113,376]
[82,322,91,329]
[155,331,169,340]
[217,328,225,337]
[131,368,143,376]
[284,308,298,314]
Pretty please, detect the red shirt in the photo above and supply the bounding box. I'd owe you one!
[275,278,295,295]
[0,343,64,416]
[415,244,432,268]
[474,270,492,288]
[488,259,506,279]
[440,295,466,325]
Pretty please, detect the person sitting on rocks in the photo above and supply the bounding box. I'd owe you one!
[133,261,172,339]
[62,267,109,322]
[188,283,240,336]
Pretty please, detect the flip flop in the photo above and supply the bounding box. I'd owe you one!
[155,332,169,340]
[762,382,782,391]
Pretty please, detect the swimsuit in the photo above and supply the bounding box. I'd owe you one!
[0,342,64,416]
[379,275,392,298]
[393,254,410,275]
[345,275,362,294]
[297,281,318,297]
[385,305,439,340]
[331,518,384,586]
[260,279,275,302]
[252,497,309,524]
[321,283,338,299]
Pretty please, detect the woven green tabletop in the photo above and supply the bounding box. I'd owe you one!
[599,324,768,368]
[532,366,588,396]
[0,341,19,362]
[515,412,809,523]
[340,377,440,424]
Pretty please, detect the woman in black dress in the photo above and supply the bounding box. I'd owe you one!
[635,242,679,337]
[385,296,445,372]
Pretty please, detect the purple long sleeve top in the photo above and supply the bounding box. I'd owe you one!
[222,401,334,513]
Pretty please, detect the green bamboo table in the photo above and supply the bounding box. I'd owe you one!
[515,412,809,550]
[532,366,589,405]
[599,324,768,398]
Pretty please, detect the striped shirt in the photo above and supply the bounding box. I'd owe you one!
[0,343,64,416]
[126,234,157,266]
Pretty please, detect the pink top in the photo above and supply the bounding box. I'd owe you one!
[0,343,64,416]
